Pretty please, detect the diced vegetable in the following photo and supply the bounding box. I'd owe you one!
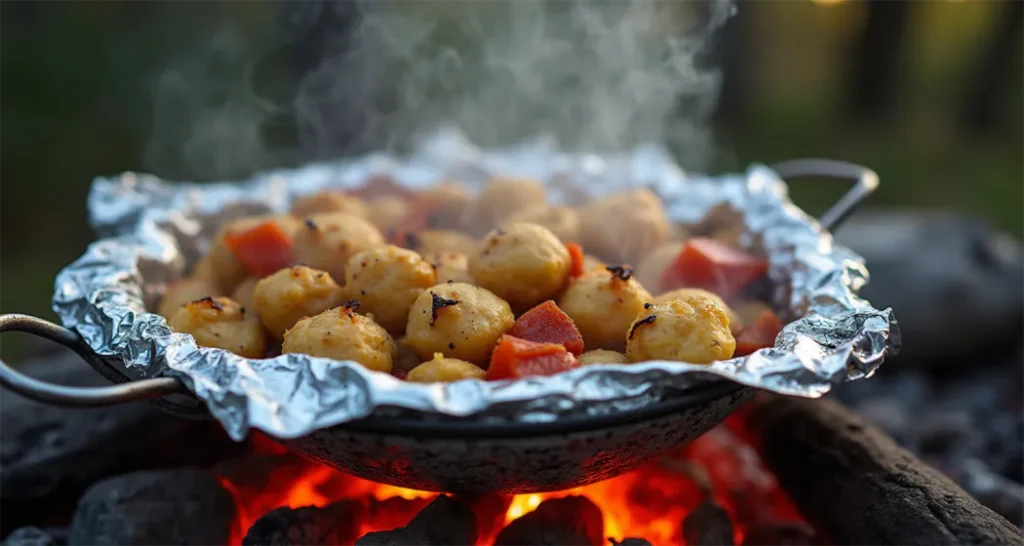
[660,237,769,301]
[224,221,294,278]
[734,309,783,356]
[566,242,586,278]
[508,300,585,355]
[487,335,579,380]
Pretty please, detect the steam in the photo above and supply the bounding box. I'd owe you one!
[144,0,734,180]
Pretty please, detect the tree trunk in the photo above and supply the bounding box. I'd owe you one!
[844,0,912,123]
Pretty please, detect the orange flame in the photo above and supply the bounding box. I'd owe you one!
[222,416,806,546]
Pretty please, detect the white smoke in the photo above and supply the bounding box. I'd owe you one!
[144,0,735,179]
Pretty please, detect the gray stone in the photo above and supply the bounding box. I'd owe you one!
[2,528,57,546]
[1,353,241,506]
[835,209,1023,364]
[68,468,235,546]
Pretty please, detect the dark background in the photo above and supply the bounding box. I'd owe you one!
[1,0,1021,362]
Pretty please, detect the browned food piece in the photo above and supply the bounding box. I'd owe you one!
[577,349,630,366]
[424,251,474,284]
[557,266,652,351]
[503,206,581,243]
[469,223,571,314]
[291,212,384,283]
[231,277,259,315]
[466,177,546,234]
[343,245,437,334]
[206,215,301,292]
[158,277,221,321]
[579,188,669,264]
[365,195,410,233]
[412,229,478,256]
[625,294,735,364]
[169,297,267,358]
[656,287,743,335]
[421,181,473,230]
[290,191,368,219]
[252,265,345,339]
[282,302,396,373]
[405,283,514,365]
[407,353,486,383]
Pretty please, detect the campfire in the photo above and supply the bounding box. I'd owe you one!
[3,354,1022,546]
[220,412,810,546]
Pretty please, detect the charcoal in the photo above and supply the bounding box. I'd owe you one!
[0,352,241,530]
[356,496,476,546]
[609,539,652,546]
[243,501,364,546]
[364,496,433,531]
[741,522,815,545]
[2,528,57,546]
[747,394,1024,545]
[68,468,235,545]
[493,496,603,546]
[835,210,1023,365]
[682,502,734,546]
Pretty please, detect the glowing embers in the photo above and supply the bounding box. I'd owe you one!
[220,415,813,546]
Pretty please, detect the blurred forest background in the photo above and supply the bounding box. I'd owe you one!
[1,0,1021,362]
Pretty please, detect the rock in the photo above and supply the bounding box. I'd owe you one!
[0,352,242,516]
[243,501,365,546]
[68,468,236,545]
[835,209,1023,365]
[2,528,58,546]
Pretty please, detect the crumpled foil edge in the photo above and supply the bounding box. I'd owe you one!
[53,128,900,441]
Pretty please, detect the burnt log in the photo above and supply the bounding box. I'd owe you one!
[683,502,734,546]
[747,395,1024,545]
[68,468,236,545]
[0,354,242,533]
[493,496,604,546]
[356,496,476,546]
[1,528,59,546]
[243,501,365,546]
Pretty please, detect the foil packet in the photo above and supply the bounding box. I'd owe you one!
[53,127,899,441]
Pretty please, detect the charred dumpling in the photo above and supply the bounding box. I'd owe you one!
[158,277,221,321]
[169,297,266,358]
[252,265,345,339]
[557,265,652,351]
[343,245,437,334]
[407,353,486,383]
[291,212,384,282]
[625,294,736,364]
[405,282,514,365]
[469,223,571,313]
[282,302,397,373]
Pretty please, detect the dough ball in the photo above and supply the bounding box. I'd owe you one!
[423,252,474,284]
[405,283,514,365]
[469,223,571,313]
[557,266,652,351]
[635,242,684,295]
[169,297,267,358]
[504,206,581,243]
[282,303,396,373]
[292,212,385,282]
[366,195,410,233]
[290,191,368,219]
[625,294,736,364]
[344,245,437,334]
[656,287,742,335]
[207,215,301,291]
[466,177,546,234]
[580,189,669,264]
[407,353,486,383]
[577,349,630,366]
[411,229,478,256]
[253,265,345,339]
[158,276,220,321]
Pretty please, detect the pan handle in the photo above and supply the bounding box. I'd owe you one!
[769,159,879,232]
[0,313,188,406]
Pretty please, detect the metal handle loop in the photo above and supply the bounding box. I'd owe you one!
[769,159,879,232]
[0,314,188,407]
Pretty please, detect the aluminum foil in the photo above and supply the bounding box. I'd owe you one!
[53,127,899,441]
